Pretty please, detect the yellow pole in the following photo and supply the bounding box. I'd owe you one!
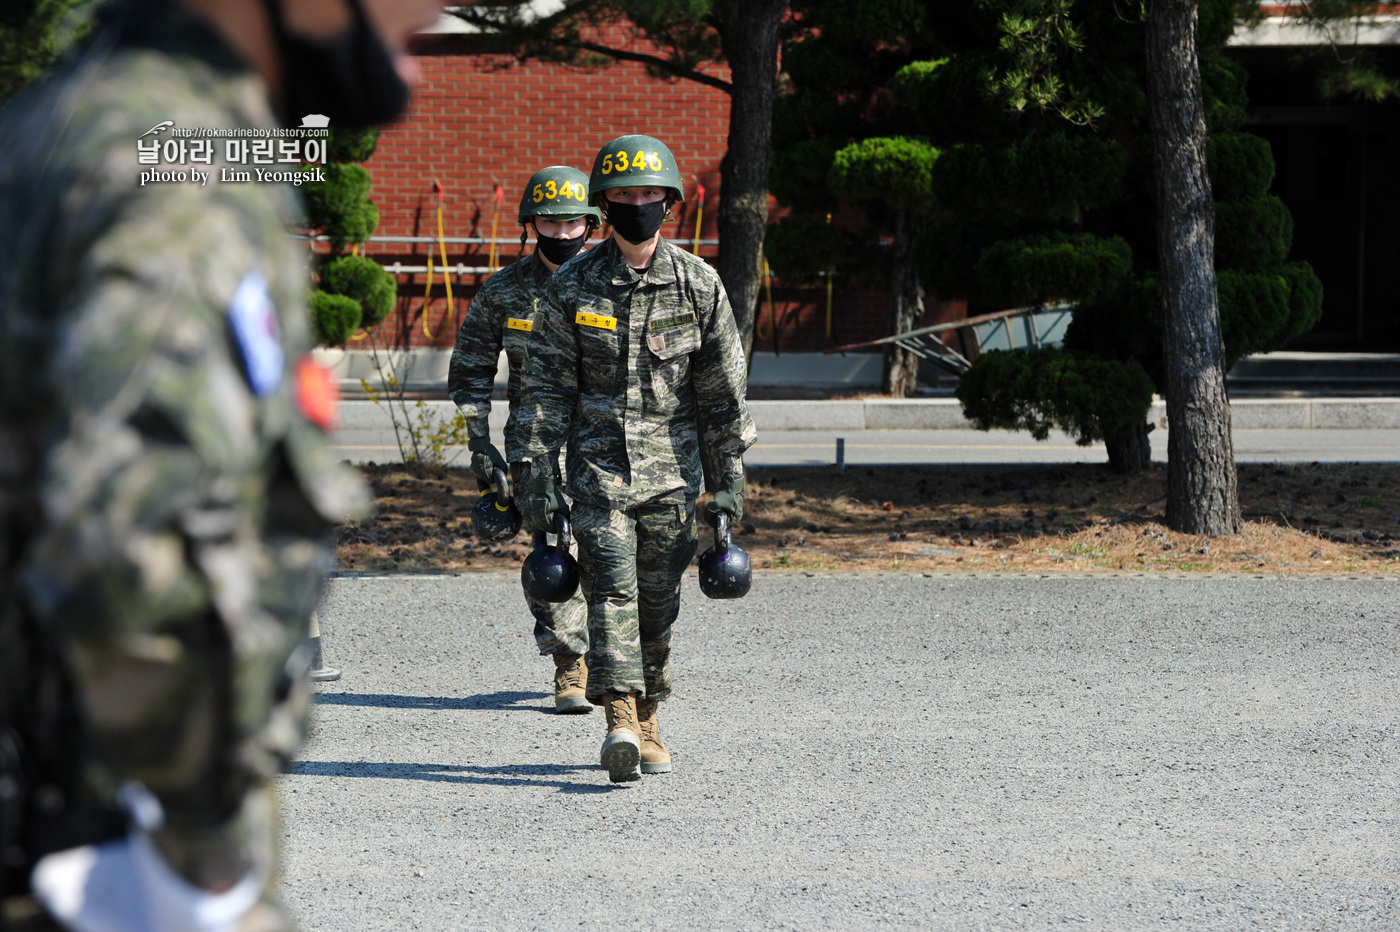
[692,183,706,254]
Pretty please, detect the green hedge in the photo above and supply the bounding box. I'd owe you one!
[310,291,361,347]
[974,232,1132,307]
[320,254,397,329]
[956,347,1155,448]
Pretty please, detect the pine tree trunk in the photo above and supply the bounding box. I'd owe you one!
[1105,421,1152,475]
[882,209,925,397]
[1145,0,1241,535]
[715,0,784,362]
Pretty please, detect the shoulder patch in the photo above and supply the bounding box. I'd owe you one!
[228,271,284,397]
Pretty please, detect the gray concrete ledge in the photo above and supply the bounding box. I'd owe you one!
[338,396,1400,433]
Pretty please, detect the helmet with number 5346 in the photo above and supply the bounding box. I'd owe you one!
[518,165,602,225]
[589,134,685,204]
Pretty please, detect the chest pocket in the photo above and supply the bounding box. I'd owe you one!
[576,302,623,387]
[645,312,700,361]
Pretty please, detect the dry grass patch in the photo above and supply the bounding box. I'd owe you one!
[335,462,1400,575]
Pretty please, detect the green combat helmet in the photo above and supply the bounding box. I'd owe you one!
[589,134,685,203]
[519,165,603,225]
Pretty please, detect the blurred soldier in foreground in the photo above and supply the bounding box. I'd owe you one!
[447,166,600,714]
[517,135,756,783]
[0,0,444,929]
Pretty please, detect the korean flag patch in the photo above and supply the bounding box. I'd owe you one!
[227,271,284,397]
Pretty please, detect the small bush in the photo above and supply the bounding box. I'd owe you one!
[1215,194,1292,273]
[1208,131,1275,202]
[321,254,397,328]
[1217,269,1291,366]
[763,218,848,286]
[310,290,361,347]
[1279,260,1324,344]
[303,163,379,250]
[828,136,939,213]
[327,126,379,164]
[770,139,838,210]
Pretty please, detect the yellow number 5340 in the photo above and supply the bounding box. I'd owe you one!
[600,150,663,175]
[532,181,587,202]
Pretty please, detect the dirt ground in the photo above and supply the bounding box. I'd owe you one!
[336,462,1400,575]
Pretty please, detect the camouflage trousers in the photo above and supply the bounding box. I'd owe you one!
[570,498,698,702]
[524,532,589,656]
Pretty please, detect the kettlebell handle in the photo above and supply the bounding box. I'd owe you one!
[492,466,511,504]
[713,511,730,554]
[553,511,572,553]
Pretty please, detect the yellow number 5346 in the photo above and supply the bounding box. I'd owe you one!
[600,150,663,175]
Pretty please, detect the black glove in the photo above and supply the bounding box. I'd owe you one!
[468,437,508,492]
[523,462,569,535]
[705,473,744,527]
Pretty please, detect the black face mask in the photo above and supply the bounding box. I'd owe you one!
[259,0,409,131]
[535,232,586,266]
[604,199,668,245]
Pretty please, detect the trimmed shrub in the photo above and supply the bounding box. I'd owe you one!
[310,291,361,347]
[828,136,939,213]
[327,126,379,164]
[1201,56,1248,132]
[892,55,1007,145]
[1215,194,1292,273]
[763,218,848,286]
[770,139,838,211]
[1217,269,1291,367]
[303,163,379,250]
[1207,131,1275,202]
[956,347,1155,448]
[974,232,1132,307]
[1280,260,1324,344]
[932,133,1127,221]
[320,254,396,328]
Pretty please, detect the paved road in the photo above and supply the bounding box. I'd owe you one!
[330,426,1400,467]
[281,573,1400,931]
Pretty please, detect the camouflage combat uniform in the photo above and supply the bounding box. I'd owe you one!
[0,5,367,926]
[517,237,756,702]
[447,252,588,656]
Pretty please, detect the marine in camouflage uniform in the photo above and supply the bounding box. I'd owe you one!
[447,166,597,714]
[0,3,378,929]
[517,135,756,783]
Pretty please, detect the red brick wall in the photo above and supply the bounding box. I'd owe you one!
[350,36,934,353]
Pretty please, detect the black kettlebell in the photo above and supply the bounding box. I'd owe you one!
[521,512,579,603]
[472,467,521,542]
[698,512,750,599]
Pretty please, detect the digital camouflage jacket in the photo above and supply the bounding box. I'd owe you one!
[517,236,756,509]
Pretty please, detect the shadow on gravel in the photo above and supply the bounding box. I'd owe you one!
[313,691,551,713]
[285,760,614,793]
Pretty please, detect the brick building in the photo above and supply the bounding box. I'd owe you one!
[346,18,928,361]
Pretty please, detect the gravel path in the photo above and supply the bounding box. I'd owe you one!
[281,572,1400,930]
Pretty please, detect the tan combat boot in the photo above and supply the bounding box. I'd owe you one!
[636,697,672,774]
[552,653,591,714]
[600,691,642,783]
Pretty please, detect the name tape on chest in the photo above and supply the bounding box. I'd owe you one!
[575,311,617,331]
[506,318,533,332]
